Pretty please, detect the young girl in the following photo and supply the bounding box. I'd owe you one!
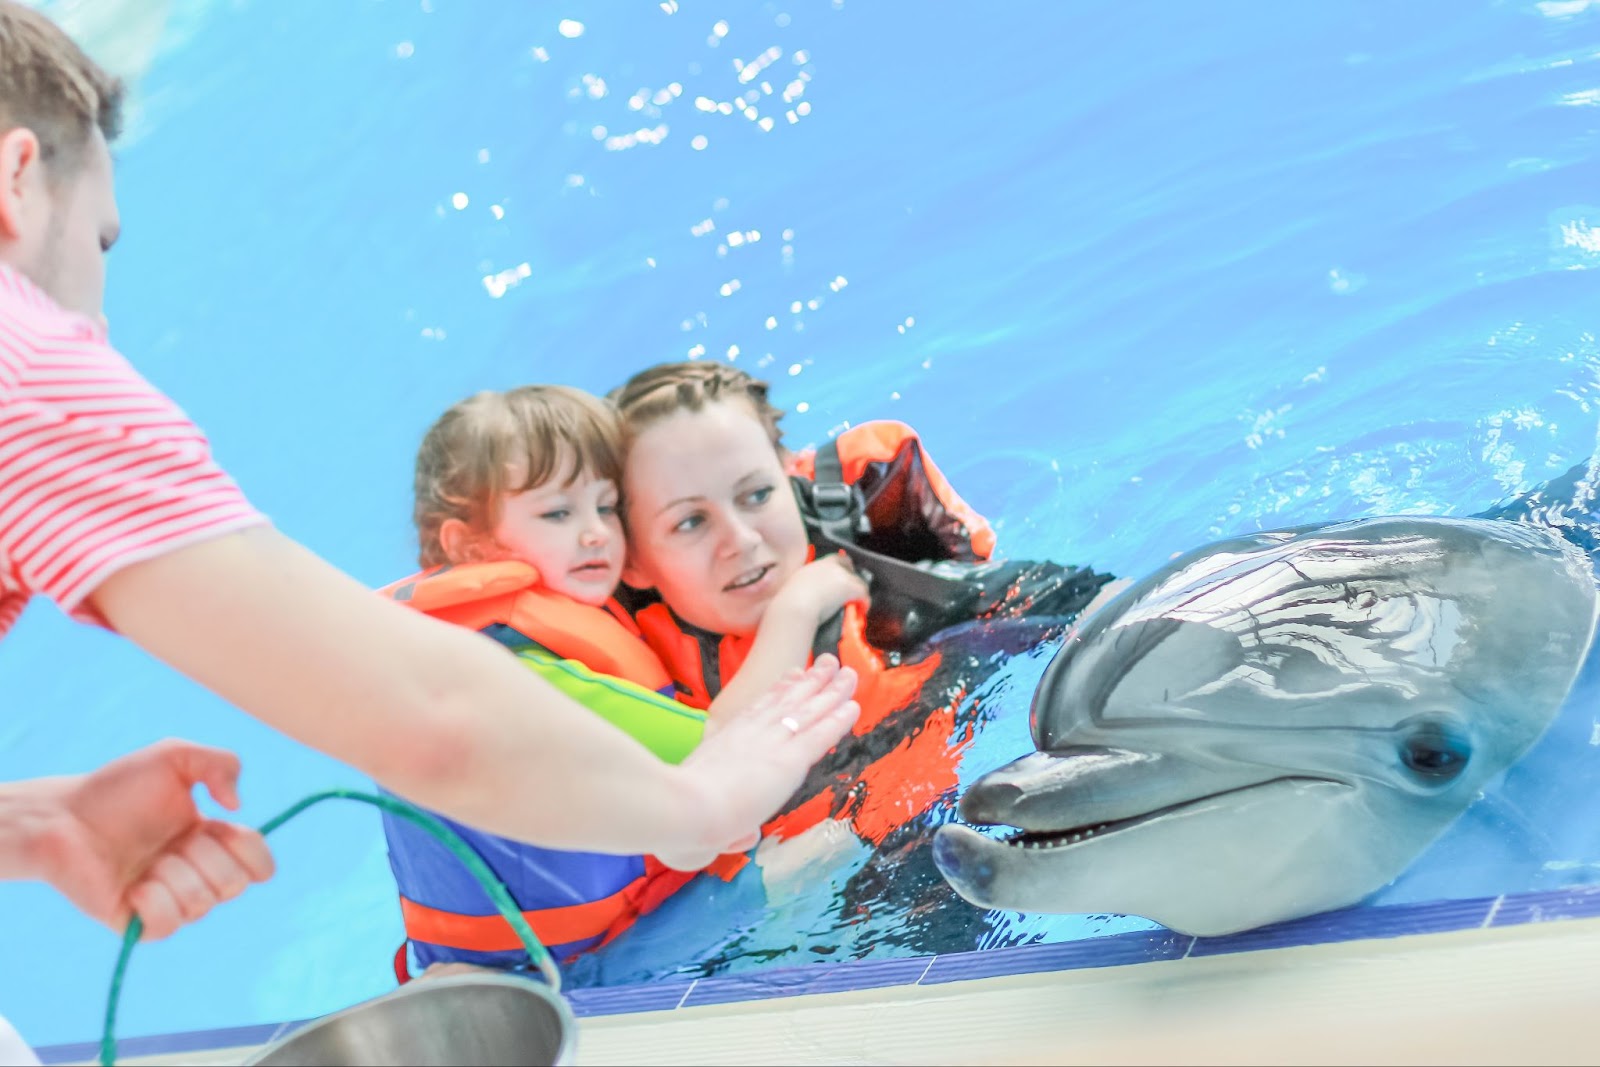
[379,384,863,978]
[610,361,1120,847]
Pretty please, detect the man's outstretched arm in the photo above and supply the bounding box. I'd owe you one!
[90,526,859,867]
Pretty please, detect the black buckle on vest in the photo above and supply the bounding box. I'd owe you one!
[811,481,857,520]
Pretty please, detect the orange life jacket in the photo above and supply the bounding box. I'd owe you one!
[786,419,996,562]
[630,583,937,726]
[379,559,669,690]
[625,420,997,848]
[377,560,746,976]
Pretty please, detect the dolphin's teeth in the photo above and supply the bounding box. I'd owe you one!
[997,818,1121,851]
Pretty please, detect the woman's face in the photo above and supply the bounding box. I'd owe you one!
[622,400,809,637]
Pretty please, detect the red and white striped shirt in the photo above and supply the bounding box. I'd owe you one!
[0,264,265,637]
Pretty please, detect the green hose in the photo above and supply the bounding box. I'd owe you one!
[100,788,560,1067]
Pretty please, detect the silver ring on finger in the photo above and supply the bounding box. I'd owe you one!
[780,715,801,735]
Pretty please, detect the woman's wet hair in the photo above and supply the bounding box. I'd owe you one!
[413,385,624,567]
[0,1,124,177]
[609,361,787,454]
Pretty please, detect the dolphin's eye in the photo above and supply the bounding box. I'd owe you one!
[1399,721,1470,781]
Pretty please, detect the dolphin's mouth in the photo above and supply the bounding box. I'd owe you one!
[978,776,1335,853]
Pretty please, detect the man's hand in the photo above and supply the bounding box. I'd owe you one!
[13,739,275,940]
[665,655,859,870]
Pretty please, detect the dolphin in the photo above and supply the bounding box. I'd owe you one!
[932,515,1599,936]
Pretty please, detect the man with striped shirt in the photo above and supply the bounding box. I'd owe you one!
[0,6,859,1054]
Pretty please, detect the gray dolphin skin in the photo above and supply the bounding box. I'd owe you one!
[932,516,1599,936]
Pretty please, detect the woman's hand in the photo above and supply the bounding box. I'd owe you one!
[774,552,870,626]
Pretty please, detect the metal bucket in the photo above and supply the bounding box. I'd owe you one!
[242,973,576,1066]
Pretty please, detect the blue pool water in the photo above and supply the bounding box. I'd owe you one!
[3,0,1600,1048]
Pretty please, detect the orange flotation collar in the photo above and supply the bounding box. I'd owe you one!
[380,559,670,691]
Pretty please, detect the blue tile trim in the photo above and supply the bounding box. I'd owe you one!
[36,883,1600,1062]
[683,956,932,1007]
[921,928,1193,985]
[566,979,696,1016]
[1188,895,1496,957]
[36,1019,302,1065]
[1488,882,1600,926]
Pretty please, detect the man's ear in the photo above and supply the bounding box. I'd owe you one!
[0,128,45,244]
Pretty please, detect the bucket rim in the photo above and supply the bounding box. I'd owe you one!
[241,971,577,1067]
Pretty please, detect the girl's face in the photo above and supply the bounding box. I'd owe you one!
[622,400,809,637]
[485,464,625,607]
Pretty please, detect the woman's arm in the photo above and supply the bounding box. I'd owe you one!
[708,553,868,721]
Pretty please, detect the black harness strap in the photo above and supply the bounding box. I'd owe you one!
[806,439,867,547]
[797,440,981,652]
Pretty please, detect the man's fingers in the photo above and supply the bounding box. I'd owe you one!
[204,821,276,884]
[127,876,187,941]
[184,823,274,904]
[99,895,133,935]
[161,740,244,811]
[123,823,271,941]
[173,828,251,903]
[137,848,223,927]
